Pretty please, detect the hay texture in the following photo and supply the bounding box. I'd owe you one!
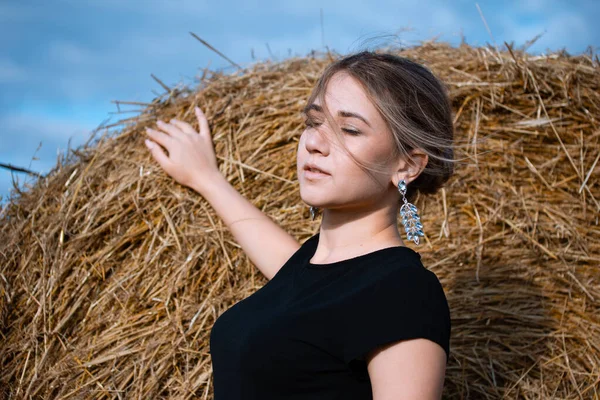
[1,42,599,399]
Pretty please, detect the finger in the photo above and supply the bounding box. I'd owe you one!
[195,107,211,138]
[145,139,171,169]
[169,119,197,135]
[146,127,172,149]
[156,119,184,138]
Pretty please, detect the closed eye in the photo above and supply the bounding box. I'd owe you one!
[303,118,361,136]
[342,128,361,135]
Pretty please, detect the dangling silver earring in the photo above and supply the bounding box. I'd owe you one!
[398,179,424,245]
[310,206,318,221]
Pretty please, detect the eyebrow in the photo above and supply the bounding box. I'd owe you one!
[302,103,372,128]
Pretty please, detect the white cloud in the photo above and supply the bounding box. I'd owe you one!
[0,112,95,145]
[0,113,95,200]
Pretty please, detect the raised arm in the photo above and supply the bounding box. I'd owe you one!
[144,106,300,280]
[192,174,300,280]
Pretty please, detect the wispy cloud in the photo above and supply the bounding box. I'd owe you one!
[1,113,94,144]
[0,111,99,179]
[500,12,593,52]
[0,111,96,202]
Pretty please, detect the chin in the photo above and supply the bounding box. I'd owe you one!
[299,193,323,208]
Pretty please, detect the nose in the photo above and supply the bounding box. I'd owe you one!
[304,124,330,156]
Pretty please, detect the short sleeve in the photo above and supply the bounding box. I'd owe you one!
[340,265,451,378]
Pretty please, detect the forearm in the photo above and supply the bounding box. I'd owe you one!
[193,174,301,280]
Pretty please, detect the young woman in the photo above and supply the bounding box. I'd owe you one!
[144,51,454,399]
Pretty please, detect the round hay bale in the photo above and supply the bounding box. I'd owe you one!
[1,42,599,399]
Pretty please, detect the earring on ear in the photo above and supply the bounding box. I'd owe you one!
[398,179,424,245]
[309,206,318,221]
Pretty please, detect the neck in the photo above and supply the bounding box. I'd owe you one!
[316,204,403,251]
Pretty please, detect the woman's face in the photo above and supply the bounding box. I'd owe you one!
[297,71,400,212]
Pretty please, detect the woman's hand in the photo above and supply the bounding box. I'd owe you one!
[144,106,220,193]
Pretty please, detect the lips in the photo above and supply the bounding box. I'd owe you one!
[303,163,330,175]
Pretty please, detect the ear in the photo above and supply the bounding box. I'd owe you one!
[392,149,429,187]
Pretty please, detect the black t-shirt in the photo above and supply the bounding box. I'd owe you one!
[209,232,451,399]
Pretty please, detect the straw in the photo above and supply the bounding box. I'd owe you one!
[1,41,598,399]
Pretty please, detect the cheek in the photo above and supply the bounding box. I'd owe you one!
[330,151,369,187]
[335,146,392,187]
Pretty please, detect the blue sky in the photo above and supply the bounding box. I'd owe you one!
[1,0,598,204]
